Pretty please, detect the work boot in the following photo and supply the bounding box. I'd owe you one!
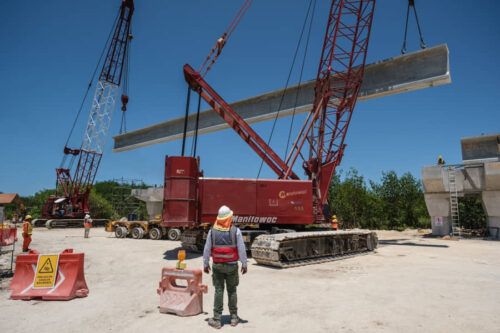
[230,315,240,327]
[208,318,222,329]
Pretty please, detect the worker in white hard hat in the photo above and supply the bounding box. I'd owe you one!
[203,205,247,329]
[83,214,93,238]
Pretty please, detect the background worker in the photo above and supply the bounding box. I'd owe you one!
[22,215,33,252]
[437,154,446,165]
[84,214,92,238]
[331,214,339,230]
[203,205,247,329]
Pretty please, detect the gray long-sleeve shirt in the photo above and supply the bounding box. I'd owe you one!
[203,228,248,268]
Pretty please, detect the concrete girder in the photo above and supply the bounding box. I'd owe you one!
[113,44,451,152]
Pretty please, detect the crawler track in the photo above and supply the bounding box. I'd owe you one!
[251,230,378,268]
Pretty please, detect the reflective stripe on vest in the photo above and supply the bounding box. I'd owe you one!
[211,226,239,263]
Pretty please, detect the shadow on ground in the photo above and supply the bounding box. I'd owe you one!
[378,240,449,248]
[204,315,249,327]
[163,247,203,260]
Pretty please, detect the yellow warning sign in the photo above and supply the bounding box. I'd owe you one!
[34,254,59,288]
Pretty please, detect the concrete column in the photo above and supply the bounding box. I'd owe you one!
[131,188,164,220]
[424,193,451,236]
[482,191,500,239]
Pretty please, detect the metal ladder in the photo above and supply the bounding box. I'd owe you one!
[447,166,460,237]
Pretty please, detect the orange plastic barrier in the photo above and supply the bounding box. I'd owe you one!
[157,267,208,316]
[0,225,17,246]
[10,249,89,301]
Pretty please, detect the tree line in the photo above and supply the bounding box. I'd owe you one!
[328,169,486,231]
[3,171,486,230]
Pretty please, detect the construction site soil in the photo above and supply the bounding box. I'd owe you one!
[1,228,499,333]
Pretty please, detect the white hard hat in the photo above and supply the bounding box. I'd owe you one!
[85,214,91,219]
[217,205,233,219]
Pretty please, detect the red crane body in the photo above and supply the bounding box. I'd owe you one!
[162,0,376,234]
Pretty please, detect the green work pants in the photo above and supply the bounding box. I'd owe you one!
[212,263,239,319]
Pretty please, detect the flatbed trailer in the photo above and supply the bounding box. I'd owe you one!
[106,219,182,241]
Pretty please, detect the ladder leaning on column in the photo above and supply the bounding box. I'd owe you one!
[447,166,461,238]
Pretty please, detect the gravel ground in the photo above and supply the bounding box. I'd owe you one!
[1,227,499,333]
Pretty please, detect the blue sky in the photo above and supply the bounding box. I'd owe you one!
[1,0,499,196]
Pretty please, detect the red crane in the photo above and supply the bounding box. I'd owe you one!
[159,0,378,267]
[39,0,134,227]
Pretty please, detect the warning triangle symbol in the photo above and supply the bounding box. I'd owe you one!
[38,258,54,274]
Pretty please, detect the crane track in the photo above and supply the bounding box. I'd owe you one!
[251,230,378,268]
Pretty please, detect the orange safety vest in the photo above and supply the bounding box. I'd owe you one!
[84,219,92,229]
[22,221,33,236]
[210,226,239,263]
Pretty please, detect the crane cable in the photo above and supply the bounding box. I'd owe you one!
[61,10,120,168]
[120,29,133,134]
[191,93,202,157]
[183,0,254,156]
[401,0,427,54]
[199,0,253,77]
[256,0,316,179]
[284,0,316,161]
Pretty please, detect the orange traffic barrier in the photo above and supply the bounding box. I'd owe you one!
[10,249,89,301]
[157,267,208,316]
[0,224,17,246]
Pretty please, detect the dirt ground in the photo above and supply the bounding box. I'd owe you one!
[1,227,499,333]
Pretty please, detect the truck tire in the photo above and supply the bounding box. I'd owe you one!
[45,220,53,229]
[115,226,128,238]
[131,227,145,239]
[149,227,162,240]
[167,228,182,241]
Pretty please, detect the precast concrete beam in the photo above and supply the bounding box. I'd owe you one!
[461,134,500,161]
[113,44,451,152]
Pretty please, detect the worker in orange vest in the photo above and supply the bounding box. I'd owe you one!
[84,214,92,238]
[331,215,339,231]
[22,215,33,252]
[203,205,247,329]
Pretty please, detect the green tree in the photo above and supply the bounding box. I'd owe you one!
[399,173,428,228]
[329,169,377,229]
[459,196,487,230]
[89,189,116,219]
[371,171,402,229]
[22,189,56,218]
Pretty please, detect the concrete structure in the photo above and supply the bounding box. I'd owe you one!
[422,134,500,238]
[131,187,163,219]
[113,44,450,152]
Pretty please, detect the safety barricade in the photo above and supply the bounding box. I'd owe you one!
[10,248,89,301]
[157,267,208,316]
[0,225,17,246]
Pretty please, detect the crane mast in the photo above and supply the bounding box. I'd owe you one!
[284,0,375,219]
[45,0,134,219]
